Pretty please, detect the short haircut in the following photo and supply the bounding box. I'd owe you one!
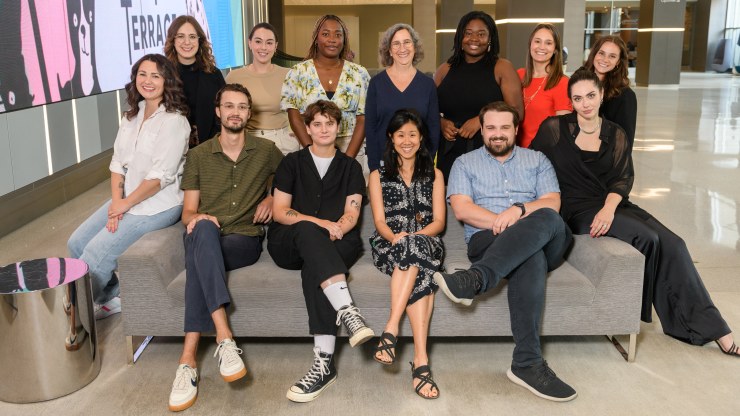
[214,83,252,108]
[478,101,520,128]
[303,100,342,125]
[377,23,424,67]
[567,67,603,98]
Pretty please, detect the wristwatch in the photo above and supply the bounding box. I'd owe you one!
[513,202,526,217]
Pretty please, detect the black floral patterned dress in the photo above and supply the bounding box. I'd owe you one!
[370,168,443,305]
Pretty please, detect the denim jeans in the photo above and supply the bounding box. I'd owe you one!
[68,200,182,304]
[467,208,571,367]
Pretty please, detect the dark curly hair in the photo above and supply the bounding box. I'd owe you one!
[584,35,629,100]
[306,15,351,60]
[124,54,188,120]
[447,11,500,68]
[164,15,218,73]
[382,109,435,182]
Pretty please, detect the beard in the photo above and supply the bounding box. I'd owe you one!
[484,135,515,157]
[221,117,248,134]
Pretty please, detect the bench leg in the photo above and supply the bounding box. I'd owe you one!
[126,336,134,365]
[126,335,155,365]
[606,334,637,362]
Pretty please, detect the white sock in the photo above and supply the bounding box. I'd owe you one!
[314,335,336,355]
[322,280,353,311]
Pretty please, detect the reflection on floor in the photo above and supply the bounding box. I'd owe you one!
[1,72,739,415]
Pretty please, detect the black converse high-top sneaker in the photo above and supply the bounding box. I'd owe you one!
[286,347,337,403]
[336,304,375,347]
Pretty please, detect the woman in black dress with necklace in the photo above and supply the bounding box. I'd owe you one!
[531,68,739,357]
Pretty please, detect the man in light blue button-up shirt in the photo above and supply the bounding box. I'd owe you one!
[434,101,577,402]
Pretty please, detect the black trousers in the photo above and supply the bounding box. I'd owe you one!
[467,208,571,367]
[183,221,262,333]
[568,205,730,345]
[267,221,363,336]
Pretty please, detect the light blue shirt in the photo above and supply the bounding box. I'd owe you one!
[447,146,560,243]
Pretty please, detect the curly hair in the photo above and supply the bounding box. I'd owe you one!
[377,23,424,68]
[382,109,435,182]
[522,23,565,91]
[447,11,499,68]
[584,35,630,100]
[164,15,218,73]
[124,54,188,120]
[306,15,351,60]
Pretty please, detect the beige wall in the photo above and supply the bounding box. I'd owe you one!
[284,5,413,69]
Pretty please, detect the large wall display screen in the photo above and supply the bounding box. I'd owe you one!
[0,0,243,114]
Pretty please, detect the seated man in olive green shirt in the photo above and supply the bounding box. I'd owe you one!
[168,84,283,412]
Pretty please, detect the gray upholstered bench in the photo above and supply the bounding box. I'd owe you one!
[119,207,644,363]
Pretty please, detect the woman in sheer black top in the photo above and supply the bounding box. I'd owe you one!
[531,68,739,357]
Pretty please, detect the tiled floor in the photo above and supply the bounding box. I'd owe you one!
[1,72,739,415]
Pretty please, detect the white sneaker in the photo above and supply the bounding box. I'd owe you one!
[94,296,121,320]
[214,339,247,382]
[168,364,198,412]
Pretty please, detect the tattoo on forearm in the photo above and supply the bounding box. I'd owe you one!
[286,209,298,218]
[338,215,355,225]
[350,199,360,211]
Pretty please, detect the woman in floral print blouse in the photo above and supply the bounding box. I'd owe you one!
[281,14,371,177]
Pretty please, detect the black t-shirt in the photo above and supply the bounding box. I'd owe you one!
[272,147,366,236]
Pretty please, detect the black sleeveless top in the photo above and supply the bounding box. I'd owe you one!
[437,56,504,152]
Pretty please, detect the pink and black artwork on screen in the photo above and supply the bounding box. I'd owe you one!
[0,0,214,114]
[0,258,88,293]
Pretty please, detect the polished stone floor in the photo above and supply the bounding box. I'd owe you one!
[1,72,739,415]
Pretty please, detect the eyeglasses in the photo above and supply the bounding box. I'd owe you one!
[175,34,199,43]
[390,39,413,50]
[220,103,250,111]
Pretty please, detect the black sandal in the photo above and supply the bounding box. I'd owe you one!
[715,340,740,357]
[410,362,439,399]
[374,332,397,365]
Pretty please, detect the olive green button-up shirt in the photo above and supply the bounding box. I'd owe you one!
[181,133,283,236]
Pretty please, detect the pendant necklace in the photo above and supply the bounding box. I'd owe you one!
[524,77,545,111]
[578,117,601,134]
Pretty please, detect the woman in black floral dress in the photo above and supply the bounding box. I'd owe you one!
[367,109,445,399]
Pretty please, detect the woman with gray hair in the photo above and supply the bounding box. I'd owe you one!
[365,23,440,172]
